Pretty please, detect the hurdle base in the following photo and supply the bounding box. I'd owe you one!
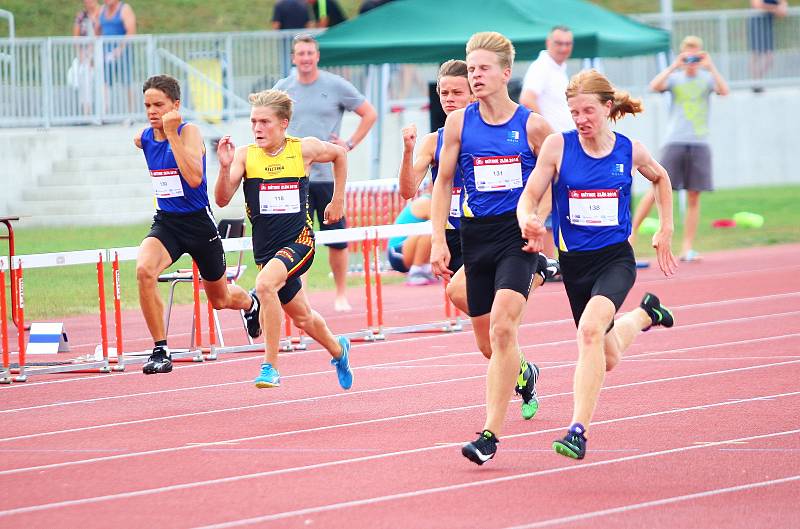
[381,319,466,336]
[0,369,12,384]
[12,360,111,378]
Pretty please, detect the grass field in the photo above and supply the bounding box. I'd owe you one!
[4,1,748,38]
[5,184,799,320]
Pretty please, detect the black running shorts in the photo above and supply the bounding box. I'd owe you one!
[446,228,463,273]
[460,213,538,317]
[308,181,347,250]
[147,208,226,282]
[559,241,637,327]
[258,240,315,305]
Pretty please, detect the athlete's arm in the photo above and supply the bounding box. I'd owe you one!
[162,113,204,188]
[633,140,677,277]
[526,113,555,219]
[518,133,562,253]
[215,138,245,208]
[302,136,347,224]
[518,89,541,114]
[398,127,436,200]
[430,109,463,279]
[134,129,144,149]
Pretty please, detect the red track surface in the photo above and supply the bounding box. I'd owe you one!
[1,244,799,528]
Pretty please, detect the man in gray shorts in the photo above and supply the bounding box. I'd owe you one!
[631,35,728,262]
[273,34,377,311]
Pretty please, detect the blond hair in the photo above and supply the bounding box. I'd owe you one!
[466,31,515,70]
[436,59,469,93]
[248,89,293,121]
[680,35,703,51]
[566,69,643,122]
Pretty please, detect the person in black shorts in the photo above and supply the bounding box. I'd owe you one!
[134,75,258,375]
[518,70,678,460]
[215,89,354,391]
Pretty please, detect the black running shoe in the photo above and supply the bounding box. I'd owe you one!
[244,289,262,339]
[553,423,587,460]
[640,292,674,330]
[462,430,498,465]
[142,346,173,375]
[515,361,540,420]
[536,254,562,284]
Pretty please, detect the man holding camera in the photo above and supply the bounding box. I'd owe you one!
[631,35,729,262]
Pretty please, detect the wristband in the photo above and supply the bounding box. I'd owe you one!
[345,140,354,151]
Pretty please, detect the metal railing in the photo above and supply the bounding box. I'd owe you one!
[0,8,798,128]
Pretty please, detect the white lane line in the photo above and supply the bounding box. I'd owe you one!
[1,354,799,477]
[501,475,800,529]
[1,332,798,446]
[4,291,796,391]
[1,332,797,443]
[1,392,798,519]
[3,305,797,413]
[188,428,800,529]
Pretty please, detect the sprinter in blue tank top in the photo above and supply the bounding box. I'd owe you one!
[429,33,555,466]
[134,75,258,375]
[518,70,679,460]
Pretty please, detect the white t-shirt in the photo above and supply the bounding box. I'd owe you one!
[521,50,574,133]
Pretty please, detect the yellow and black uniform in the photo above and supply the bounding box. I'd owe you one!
[243,136,315,304]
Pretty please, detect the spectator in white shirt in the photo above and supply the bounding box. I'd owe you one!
[519,25,574,259]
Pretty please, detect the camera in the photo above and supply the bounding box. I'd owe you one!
[684,55,701,64]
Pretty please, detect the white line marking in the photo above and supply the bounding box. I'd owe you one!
[1,333,797,445]
[501,475,800,529]
[3,291,796,390]
[189,429,800,529]
[1,392,798,519]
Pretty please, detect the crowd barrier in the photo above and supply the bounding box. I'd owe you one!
[0,221,464,384]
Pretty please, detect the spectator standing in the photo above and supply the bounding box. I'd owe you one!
[518,25,575,260]
[72,0,101,115]
[307,0,348,28]
[748,0,789,91]
[273,35,377,312]
[272,0,313,30]
[98,0,137,116]
[631,36,729,262]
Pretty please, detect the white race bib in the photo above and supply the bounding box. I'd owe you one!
[259,182,300,214]
[473,155,523,192]
[150,169,184,199]
[449,187,462,217]
[568,189,619,226]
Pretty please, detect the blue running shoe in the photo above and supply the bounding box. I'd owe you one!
[553,423,587,460]
[330,336,353,390]
[254,362,280,388]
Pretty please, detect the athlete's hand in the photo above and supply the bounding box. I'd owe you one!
[519,214,546,253]
[216,136,235,168]
[162,110,181,137]
[323,198,344,225]
[401,124,417,152]
[430,240,453,280]
[652,229,678,277]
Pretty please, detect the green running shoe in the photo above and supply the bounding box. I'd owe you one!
[515,361,540,420]
[640,292,674,330]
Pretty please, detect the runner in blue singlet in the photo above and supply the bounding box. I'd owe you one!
[518,69,678,460]
[134,75,257,375]
[429,32,555,466]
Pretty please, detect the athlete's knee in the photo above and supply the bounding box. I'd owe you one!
[489,320,517,350]
[135,263,159,286]
[446,283,467,312]
[254,278,281,300]
[576,322,605,351]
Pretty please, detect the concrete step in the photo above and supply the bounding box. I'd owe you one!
[39,169,150,187]
[9,211,154,228]
[12,196,154,218]
[52,154,147,173]
[22,183,152,202]
[67,141,141,158]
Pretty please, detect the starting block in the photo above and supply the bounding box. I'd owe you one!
[26,322,70,355]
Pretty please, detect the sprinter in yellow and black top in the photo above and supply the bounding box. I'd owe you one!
[215,89,354,391]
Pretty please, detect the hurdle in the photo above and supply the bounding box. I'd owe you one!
[1,258,11,383]
[0,250,129,382]
[107,246,207,367]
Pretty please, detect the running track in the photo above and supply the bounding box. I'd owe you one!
[1,244,799,528]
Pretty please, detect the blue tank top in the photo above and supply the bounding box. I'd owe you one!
[99,3,126,36]
[552,130,633,252]
[141,123,210,214]
[458,103,537,217]
[431,127,462,230]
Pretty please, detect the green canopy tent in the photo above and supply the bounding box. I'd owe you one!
[318,0,670,66]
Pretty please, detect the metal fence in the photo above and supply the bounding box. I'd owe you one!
[0,8,798,128]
